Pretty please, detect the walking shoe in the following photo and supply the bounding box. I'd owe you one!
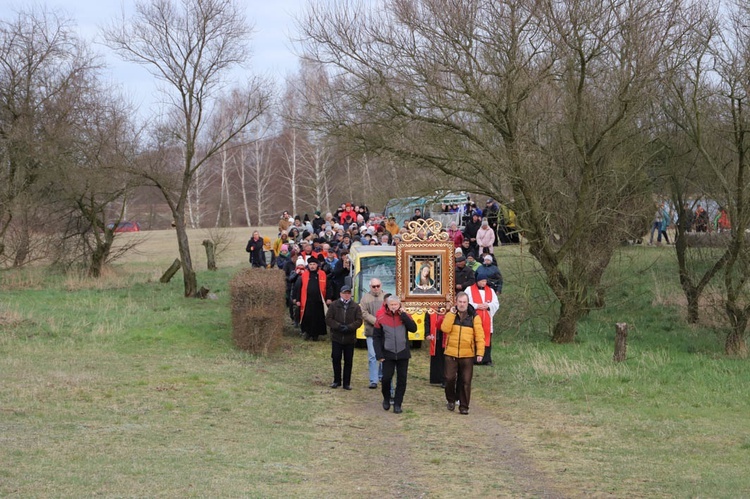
[459,408,469,415]
[382,399,390,411]
[447,402,455,412]
[343,385,352,390]
[330,382,340,388]
[368,383,378,389]
[394,405,402,414]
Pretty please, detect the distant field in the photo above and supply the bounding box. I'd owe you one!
[114,226,279,268]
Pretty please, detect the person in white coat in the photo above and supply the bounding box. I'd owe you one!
[466,276,499,365]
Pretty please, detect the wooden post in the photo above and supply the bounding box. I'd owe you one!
[613,322,628,362]
[160,258,181,283]
[202,239,217,271]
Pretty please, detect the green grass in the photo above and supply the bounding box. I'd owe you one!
[2,241,750,497]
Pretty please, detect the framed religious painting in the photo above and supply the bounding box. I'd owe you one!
[396,218,455,312]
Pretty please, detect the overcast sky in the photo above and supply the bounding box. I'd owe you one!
[0,0,311,117]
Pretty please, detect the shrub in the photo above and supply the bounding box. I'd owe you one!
[230,268,287,355]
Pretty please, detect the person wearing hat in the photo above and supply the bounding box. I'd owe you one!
[272,230,290,268]
[466,252,480,272]
[454,254,475,293]
[373,295,418,414]
[293,257,333,341]
[339,203,357,225]
[325,284,363,389]
[312,210,325,234]
[467,274,500,366]
[476,218,496,256]
[475,254,503,296]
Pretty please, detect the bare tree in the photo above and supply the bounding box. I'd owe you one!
[104,0,271,296]
[662,1,750,355]
[0,7,99,266]
[300,0,685,342]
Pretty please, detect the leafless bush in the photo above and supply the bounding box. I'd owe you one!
[205,227,235,260]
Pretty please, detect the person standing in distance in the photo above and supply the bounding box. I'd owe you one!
[373,296,417,414]
[440,292,485,415]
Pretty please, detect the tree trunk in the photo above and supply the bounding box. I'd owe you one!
[551,298,585,343]
[160,258,182,283]
[686,289,700,325]
[202,239,217,271]
[174,212,197,296]
[89,230,115,278]
[725,330,748,357]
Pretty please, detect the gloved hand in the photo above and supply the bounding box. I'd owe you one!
[338,324,348,333]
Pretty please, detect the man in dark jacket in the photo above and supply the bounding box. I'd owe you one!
[454,255,475,293]
[325,285,363,390]
[245,231,266,268]
[463,213,482,255]
[373,295,418,414]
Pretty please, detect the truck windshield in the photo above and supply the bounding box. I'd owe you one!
[357,256,396,297]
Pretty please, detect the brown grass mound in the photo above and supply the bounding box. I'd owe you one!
[230,268,286,355]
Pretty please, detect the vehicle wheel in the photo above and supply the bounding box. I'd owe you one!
[411,340,422,349]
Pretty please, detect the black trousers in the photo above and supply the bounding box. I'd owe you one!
[331,341,354,386]
[444,356,474,411]
[381,358,409,406]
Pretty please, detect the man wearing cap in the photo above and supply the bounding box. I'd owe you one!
[454,254,475,293]
[360,278,385,388]
[294,258,333,341]
[467,275,500,366]
[325,285,363,389]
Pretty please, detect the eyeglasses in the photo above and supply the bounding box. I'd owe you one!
[371,284,381,288]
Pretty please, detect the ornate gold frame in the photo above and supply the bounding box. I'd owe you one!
[396,219,455,313]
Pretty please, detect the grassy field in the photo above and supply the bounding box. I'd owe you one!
[2,229,750,497]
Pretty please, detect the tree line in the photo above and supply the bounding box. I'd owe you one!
[3,0,750,355]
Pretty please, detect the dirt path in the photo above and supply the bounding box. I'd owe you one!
[302,354,569,498]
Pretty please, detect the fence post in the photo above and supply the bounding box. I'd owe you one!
[613,322,628,362]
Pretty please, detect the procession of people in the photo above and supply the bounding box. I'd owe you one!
[245,200,506,415]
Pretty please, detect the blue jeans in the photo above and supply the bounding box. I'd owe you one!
[365,337,382,384]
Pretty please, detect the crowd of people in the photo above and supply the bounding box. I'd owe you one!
[648,200,732,246]
[245,201,505,416]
